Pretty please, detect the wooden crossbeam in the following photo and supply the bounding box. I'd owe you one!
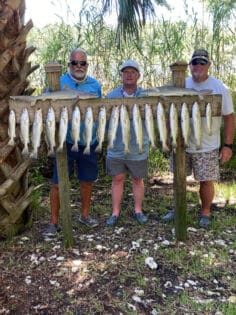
[9,94,222,123]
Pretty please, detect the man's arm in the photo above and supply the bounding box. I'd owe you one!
[219,113,235,163]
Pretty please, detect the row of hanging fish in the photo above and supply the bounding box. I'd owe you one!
[107,102,212,154]
[7,102,212,158]
[7,106,107,159]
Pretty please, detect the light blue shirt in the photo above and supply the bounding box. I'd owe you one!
[60,73,102,146]
[106,86,149,160]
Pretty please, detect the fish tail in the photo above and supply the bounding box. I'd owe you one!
[57,145,63,153]
[48,149,55,158]
[30,151,38,159]
[95,143,102,153]
[71,143,79,152]
[7,138,15,146]
[22,146,29,157]
[83,146,90,155]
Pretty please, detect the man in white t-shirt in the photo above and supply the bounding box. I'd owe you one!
[163,49,235,228]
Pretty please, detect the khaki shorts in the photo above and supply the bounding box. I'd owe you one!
[171,149,220,181]
[106,157,148,178]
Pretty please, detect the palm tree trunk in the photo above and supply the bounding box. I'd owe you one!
[0,0,39,238]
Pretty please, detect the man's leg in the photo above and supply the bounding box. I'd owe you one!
[80,181,93,218]
[111,173,126,216]
[199,180,214,217]
[132,177,144,213]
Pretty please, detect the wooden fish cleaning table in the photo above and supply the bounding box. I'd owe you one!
[9,62,222,247]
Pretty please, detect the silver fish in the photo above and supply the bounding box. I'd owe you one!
[20,108,30,156]
[132,104,143,153]
[71,106,81,152]
[192,102,201,149]
[156,102,169,152]
[30,108,43,159]
[83,107,93,155]
[57,106,68,152]
[95,106,106,153]
[181,103,190,147]
[10,89,98,107]
[45,107,56,157]
[7,109,16,146]
[120,104,130,154]
[145,103,156,150]
[140,87,212,100]
[169,103,178,150]
[206,103,212,136]
[108,105,119,149]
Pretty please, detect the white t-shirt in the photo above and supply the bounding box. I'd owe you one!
[185,76,234,153]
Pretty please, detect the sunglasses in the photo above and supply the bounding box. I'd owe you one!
[191,59,208,66]
[70,60,87,66]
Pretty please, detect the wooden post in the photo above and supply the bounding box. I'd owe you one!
[45,62,74,248]
[169,61,188,241]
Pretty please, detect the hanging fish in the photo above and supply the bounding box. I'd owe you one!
[20,107,30,157]
[192,102,202,149]
[181,103,190,147]
[83,107,93,155]
[45,107,56,157]
[7,109,16,146]
[133,104,143,153]
[57,106,68,152]
[145,103,156,150]
[169,103,178,150]
[108,105,119,149]
[156,102,169,152]
[71,106,81,152]
[30,108,43,159]
[120,104,130,154]
[205,103,212,136]
[95,106,106,153]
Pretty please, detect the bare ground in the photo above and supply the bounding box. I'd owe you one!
[0,160,236,315]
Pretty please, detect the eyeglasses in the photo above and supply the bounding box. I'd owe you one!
[70,60,87,66]
[191,59,208,66]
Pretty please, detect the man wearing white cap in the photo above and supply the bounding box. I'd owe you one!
[105,60,149,226]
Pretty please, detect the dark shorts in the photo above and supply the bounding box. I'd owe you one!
[106,157,148,178]
[52,142,99,184]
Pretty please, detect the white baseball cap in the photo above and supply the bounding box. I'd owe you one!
[120,60,140,72]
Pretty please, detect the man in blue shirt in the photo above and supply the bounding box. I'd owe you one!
[106,60,149,226]
[44,48,102,236]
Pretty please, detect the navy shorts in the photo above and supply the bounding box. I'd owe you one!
[52,142,99,184]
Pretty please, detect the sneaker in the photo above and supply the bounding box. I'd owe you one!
[78,216,99,228]
[43,223,59,236]
[106,215,119,226]
[162,210,175,222]
[133,212,148,224]
[199,215,210,228]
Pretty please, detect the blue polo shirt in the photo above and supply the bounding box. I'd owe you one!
[106,86,149,160]
[60,73,102,146]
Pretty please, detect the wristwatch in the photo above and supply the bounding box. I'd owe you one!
[224,143,233,149]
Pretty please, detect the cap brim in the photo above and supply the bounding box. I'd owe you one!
[120,66,139,72]
[191,56,209,62]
